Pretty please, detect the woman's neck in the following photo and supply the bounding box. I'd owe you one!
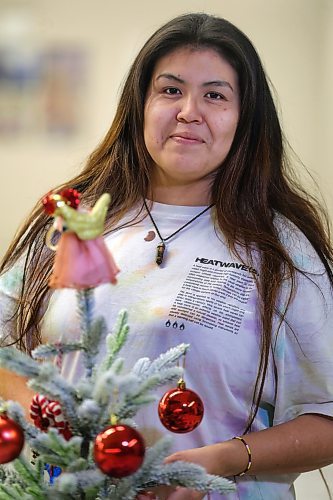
[150,182,212,206]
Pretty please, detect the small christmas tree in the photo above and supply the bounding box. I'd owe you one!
[0,191,235,499]
[0,291,235,499]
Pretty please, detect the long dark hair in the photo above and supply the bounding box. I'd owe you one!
[1,13,332,431]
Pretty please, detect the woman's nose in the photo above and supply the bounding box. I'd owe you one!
[176,96,203,123]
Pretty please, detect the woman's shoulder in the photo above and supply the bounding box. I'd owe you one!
[273,212,329,274]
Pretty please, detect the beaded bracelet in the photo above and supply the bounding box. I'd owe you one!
[233,436,252,476]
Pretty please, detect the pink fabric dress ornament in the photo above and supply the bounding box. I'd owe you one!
[43,190,119,289]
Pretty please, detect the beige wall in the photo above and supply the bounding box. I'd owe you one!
[0,1,333,495]
[0,0,332,257]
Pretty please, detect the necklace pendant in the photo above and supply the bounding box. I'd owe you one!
[156,242,166,266]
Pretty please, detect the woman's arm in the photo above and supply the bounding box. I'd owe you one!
[0,367,35,420]
[161,414,333,499]
[0,259,36,418]
[165,413,333,477]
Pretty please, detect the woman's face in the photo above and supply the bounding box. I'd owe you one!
[144,46,240,197]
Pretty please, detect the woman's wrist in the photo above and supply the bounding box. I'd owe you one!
[203,439,251,477]
[232,436,252,475]
[224,438,251,476]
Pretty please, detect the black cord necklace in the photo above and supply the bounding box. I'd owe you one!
[143,199,214,266]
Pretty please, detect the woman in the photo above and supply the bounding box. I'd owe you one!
[1,13,333,500]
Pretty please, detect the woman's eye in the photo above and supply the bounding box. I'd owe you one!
[164,87,181,95]
[205,91,225,100]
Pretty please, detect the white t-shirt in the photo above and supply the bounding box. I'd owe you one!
[1,202,333,500]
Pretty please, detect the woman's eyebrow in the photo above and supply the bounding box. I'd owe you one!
[202,80,234,92]
[155,73,233,92]
[156,73,184,83]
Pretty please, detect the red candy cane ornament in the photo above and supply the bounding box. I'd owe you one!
[30,394,72,440]
[45,401,72,441]
[30,394,51,431]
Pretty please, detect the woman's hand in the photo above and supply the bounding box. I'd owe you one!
[136,486,176,499]
[164,443,229,477]
[162,444,229,499]
[165,487,205,499]
[136,492,158,499]
[136,443,235,499]
[136,487,205,500]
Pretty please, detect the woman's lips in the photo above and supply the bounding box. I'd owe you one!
[170,133,204,144]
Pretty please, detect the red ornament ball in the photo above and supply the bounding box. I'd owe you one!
[158,385,204,433]
[0,414,25,464]
[94,424,145,477]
